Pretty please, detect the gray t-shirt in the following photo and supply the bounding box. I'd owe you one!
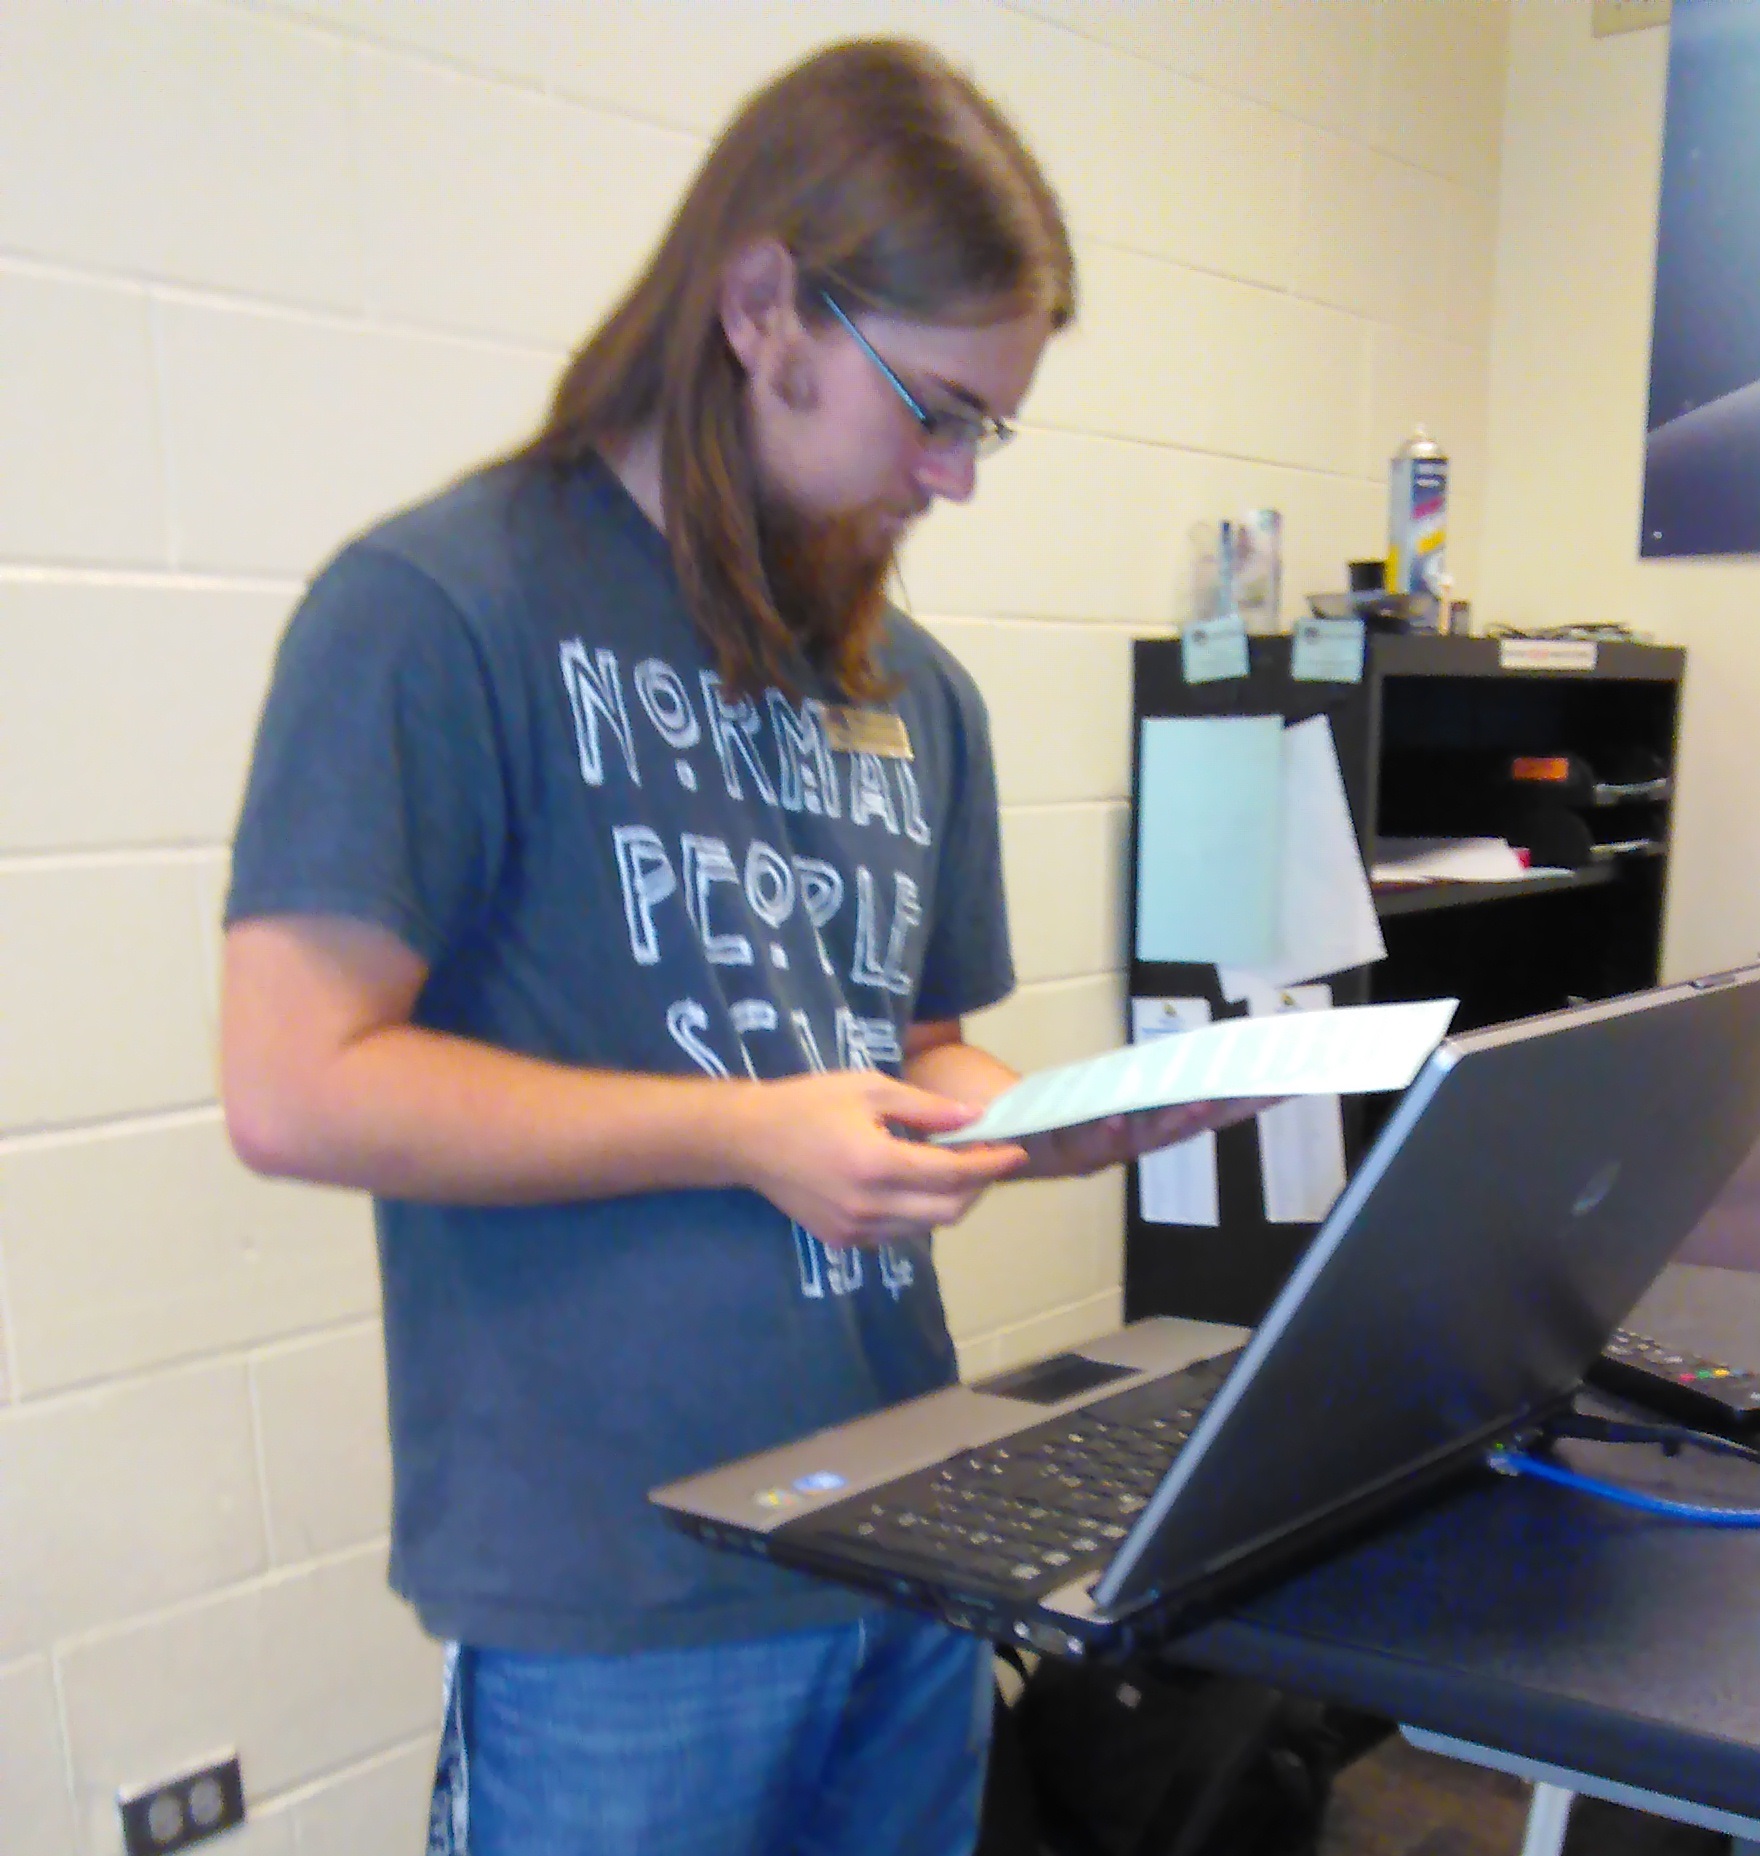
[227,458,1014,1653]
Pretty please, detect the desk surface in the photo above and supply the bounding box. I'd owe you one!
[1172,1264,1760,1818]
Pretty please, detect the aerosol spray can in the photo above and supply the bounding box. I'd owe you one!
[1386,426,1448,598]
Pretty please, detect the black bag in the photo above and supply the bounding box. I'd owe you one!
[1005,1654,1359,1856]
[975,1650,1045,1856]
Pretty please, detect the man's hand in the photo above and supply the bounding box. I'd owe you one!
[731,1069,1027,1248]
[1012,1096,1283,1180]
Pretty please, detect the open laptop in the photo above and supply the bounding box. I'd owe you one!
[653,965,1760,1660]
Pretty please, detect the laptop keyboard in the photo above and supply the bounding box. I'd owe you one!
[805,1349,1242,1590]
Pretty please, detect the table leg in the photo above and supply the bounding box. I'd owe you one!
[1518,1782,1573,1856]
[1402,1725,1760,1845]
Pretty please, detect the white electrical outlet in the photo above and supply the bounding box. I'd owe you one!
[118,1753,246,1856]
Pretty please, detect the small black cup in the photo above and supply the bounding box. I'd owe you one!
[1348,559,1386,593]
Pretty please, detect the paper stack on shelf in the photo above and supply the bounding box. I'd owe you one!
[1370,837,1567,885]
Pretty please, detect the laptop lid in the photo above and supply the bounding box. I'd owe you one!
[1089,964,1760,1617]
[1677,1121,1760,1269]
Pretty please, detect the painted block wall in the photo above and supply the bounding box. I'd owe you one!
[1478,0,1760,984]
[0,2,1508,1848]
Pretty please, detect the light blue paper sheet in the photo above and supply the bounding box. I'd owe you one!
[1290,614,1366,684]
[1135,714,1283,966]
[1216,714,1385,999]
[1181,613,1250,684]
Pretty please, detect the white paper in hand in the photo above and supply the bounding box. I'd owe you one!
[935,997,1458,1147]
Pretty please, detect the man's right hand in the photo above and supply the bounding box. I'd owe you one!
[727,1070,1027,1248]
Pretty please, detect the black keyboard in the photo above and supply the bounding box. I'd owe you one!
[808,1350,1242,1591]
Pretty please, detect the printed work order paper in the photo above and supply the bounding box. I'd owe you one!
[1129,997,1221,1226]
[1235,980,1350,1225]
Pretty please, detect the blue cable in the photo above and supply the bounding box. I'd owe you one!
[1488,1447,1760,1526]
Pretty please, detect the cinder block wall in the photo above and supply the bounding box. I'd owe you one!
[0,3,1508,1849]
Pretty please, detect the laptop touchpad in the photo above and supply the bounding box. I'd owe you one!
[974,1354,1138,1405]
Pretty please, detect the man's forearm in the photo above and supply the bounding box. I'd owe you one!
[222,918,1028,1225]
[227,1022,1029,1241]
[901,1034,1020,1112]
[227,1019,766,1204]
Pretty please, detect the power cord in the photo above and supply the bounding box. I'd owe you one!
[1542,1409,1760,1466]
[1486,1408,1760,1526]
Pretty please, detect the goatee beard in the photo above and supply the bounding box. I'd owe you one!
[755,486,896,692]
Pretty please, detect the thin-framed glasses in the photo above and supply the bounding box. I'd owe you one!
[817,291,1015,459]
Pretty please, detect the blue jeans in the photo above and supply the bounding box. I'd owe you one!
[427,1612,993,1856]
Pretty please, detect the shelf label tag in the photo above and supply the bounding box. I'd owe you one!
[1290,615,1366,684]
[1498,638,1598,672]
[1182,612,1250,684]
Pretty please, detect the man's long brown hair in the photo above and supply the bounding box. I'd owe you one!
[523,38,1075,701]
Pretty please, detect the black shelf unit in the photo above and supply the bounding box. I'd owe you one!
[1125,631,1685,1329]
[1371,862,1617,918]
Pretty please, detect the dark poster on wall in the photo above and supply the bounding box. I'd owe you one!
[1641,0,1760,558]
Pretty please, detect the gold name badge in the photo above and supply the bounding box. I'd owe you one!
[824,707,913,758]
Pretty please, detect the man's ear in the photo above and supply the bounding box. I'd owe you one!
[719,239,801,377]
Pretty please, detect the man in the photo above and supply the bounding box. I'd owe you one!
[222,38,1249,1856]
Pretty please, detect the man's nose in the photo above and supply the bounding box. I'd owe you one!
[915,443,979,505]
